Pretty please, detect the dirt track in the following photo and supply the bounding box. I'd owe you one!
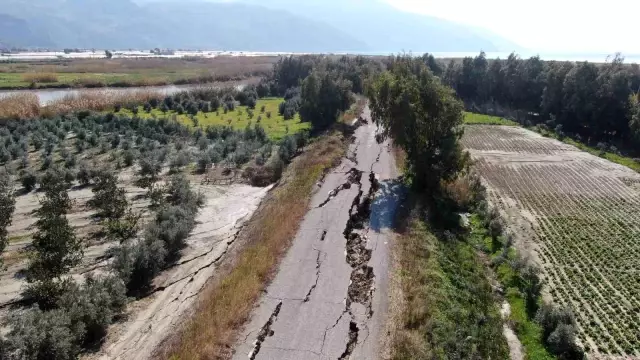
[231,107,403,360]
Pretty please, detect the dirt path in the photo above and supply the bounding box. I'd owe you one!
[231,107,402,360]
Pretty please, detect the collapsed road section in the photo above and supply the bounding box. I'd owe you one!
[232,107,402,360]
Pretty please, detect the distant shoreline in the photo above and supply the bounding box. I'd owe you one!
[2,50,639,63]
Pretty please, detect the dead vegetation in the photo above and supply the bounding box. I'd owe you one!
[21,72,59,84]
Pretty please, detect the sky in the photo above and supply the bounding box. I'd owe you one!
[385,0,639,54]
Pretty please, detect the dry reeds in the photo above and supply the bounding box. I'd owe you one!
[21,72,59,83]
[46,89,164,114]
[0,93,40,119]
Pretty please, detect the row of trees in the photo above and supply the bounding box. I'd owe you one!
[436,52,640,149]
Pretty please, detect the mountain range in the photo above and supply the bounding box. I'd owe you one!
[0,0,520,53]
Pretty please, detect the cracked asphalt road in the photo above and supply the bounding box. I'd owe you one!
[233,106,403,360]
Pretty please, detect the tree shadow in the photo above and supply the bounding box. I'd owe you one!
[370,179,406,233]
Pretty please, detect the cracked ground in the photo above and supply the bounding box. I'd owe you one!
[232,107,404,360]
[83,184,272,360]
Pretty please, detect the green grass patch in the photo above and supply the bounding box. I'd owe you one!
[118,98,311,141]
[464,112,519,126]
[393,210,509,359]
[467,213,555,360]
[507,290,556,360]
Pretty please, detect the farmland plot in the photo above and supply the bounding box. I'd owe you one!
[462,125,640,358]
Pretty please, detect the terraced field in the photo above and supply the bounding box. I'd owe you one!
[462,125,640,358]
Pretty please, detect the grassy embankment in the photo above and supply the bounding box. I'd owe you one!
[464,111,640,173]
[0,56,276,89]
[392,201,509,359]
[389,146,509,359]
[160,113,353,360]
[534,126,640,172]
[119,98,310,141]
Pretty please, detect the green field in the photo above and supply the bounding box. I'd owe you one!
[118,98,311,141]
[464,112,519,126]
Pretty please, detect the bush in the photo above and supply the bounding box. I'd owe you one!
[20,170,38,192]
[278,135,298,164]
[6,308,79,360]
[145,206,195,259]
[169,150,191,171]
[88,171,127,220]
[166,174,204,212]
[196,154,210,174]
[536,303,583,358]
[123,149,136,167]
[113,238,167,294]
[57,275,127,347]
[0,171,16,266]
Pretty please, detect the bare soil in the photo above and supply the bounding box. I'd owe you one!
[0,165,272,360]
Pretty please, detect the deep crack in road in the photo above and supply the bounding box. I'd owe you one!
[233,106,403,360]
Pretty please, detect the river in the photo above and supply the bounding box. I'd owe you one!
[0,83,247,106]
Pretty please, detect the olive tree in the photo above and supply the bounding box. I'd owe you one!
[0,171,16,267]
[26,170,83,308]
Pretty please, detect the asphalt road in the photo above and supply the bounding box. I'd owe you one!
[232,107,402,360]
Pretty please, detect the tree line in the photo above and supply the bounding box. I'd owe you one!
[431,52,640,152]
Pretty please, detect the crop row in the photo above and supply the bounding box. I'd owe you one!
[474,158,640,357]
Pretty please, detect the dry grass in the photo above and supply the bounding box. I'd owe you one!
[0,93,40,119]
[160,132,347,360]
[21,72,59,83]
[45,89,164,114]
[341,96,367,124]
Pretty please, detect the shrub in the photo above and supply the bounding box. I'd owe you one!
[64,154,77,169]
[88,171,127,221]
[57,275,127,347]
[6,308,79,360]
[278,135,298,164]
[113,238,167,294]
[20,170,38,192]
[41,155,53,170]
[123,149,136,167]
[0,171,16,266]
[145,206,195,260]
[535,303,583,358]
[169,150,191,171]
[27,171,82,308]
[196,154,210,174]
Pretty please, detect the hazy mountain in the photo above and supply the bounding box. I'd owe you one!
[0,13,53,47]
[234,0,520,52]
[0,0,367,51]
[0,0,519,52]
[137,0,521,53]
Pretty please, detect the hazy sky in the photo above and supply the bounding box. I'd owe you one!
[386,0,639,53]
